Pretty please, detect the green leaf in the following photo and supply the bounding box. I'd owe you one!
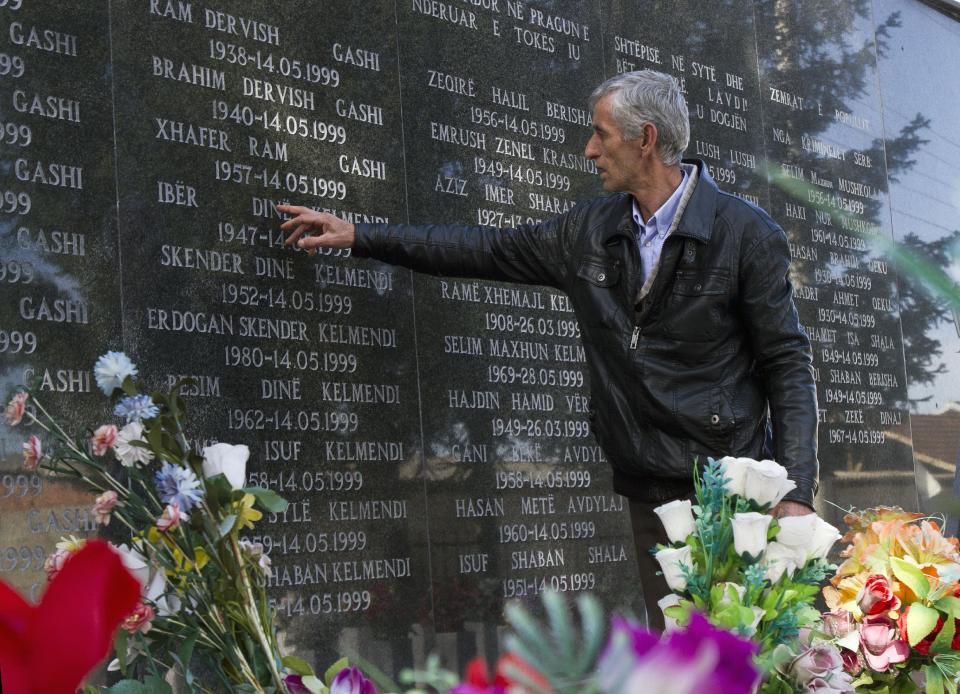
[282,654,315,676]
[218,513,237,537]
[142,676,172,694]
[114,629,129,675]
[108,682,147,694]
[925,664,945,694]
[891,556,930,601]
[906,603,941,647]
[324,657,350,686]
[935,596,960,619]
[932,613,956,655]
[244,486,289,513]
[303,675,327,693]
[176,632,197,685]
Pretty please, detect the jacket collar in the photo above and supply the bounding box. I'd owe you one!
[595,158,719,245]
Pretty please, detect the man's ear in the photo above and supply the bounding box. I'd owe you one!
[640,122,659,157]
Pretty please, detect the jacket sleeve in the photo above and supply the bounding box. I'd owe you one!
[738,217,819,509]
[351,206,583,291]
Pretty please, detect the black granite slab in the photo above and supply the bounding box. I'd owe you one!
[754,0,917,525]
[0,2,121,601]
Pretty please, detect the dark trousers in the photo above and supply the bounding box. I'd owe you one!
[628,493,693,632]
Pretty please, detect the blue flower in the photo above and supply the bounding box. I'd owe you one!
[114,395,159,423]
[154,462,203,512]
[94,351,138,395]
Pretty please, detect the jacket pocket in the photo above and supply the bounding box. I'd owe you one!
[576,256,621,287]
[666,268,730,342]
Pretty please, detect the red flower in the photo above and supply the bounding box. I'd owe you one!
[857,574,901,616]
[898,606,944,655]
[453,653,552,693]
[0,539,141,693]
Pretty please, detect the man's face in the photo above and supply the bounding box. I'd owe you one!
[584,94,645,193]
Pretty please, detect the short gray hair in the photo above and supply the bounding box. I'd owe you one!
[589,70,690,166]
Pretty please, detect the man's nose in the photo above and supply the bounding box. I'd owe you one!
[584,135,598,159]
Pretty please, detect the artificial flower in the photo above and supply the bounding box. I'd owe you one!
[239,539,271,577]
[329,666,376,694]
[717,582,747,606]
[654,499,696,544]
[655,545,692,592]
[763,541,802,583]
[776,514,819,550]
[860,615,909,670]
[156,502,189,532]
[92,490,119,526]
[4,390,28,425]
[718,456,752,497]
[22,434,42,470]
[44,536,87,581]
[89,424,118,456]
[0,540,140,694]
[732,512,772,557]
[113,421,153,467]
[155,462,203,512]
[658,593,682,631]
[121,601,155,635]
[821,611,856,638]
[202,442,249,490]
[452,652,548,694]
[114,394,160,423]
[741,459,796,508]
[789,643,849,688]
[808,517,842,561]
[235,493,262,530]
[856,574,900,616]
[94,351,138,395]
[596,613,759,694]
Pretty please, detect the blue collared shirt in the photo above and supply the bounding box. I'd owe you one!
[632,168,690,285]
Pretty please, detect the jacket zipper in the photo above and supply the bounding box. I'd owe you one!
[630,326,640,349]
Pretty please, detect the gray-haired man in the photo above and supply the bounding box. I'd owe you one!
[279,70,819,630]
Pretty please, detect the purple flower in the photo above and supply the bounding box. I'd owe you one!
[329,666,376,694]
[595,613,759,694]
[284,675,313,694]
[154,462,204,511]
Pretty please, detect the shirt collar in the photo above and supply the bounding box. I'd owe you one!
[631,168,689,238]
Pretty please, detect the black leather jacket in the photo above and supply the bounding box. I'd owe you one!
[354,160,818,507]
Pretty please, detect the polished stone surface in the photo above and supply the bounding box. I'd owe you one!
[872,0,960,522]
[754,0,917,527]
[2,0,958,677]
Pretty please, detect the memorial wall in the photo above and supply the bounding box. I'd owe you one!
[0,0,956,676]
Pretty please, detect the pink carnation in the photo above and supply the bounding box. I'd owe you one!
[156,502,188,532]
[121,601,155,635]
[90,424,118,456]
[92,490,119,526]
[44,548,72,581]
[22,435,42,470]
[4,391,28,426]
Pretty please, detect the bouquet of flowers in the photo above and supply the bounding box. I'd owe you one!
[3,352,369,693]
[651,456,843,692]
[396,590,760,694]
[819,507,960,693]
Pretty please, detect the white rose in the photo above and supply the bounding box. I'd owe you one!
[775,514,818,550]
[732,512,772,557]
[763,541,803,582]
[742,459,796,508]
[718,456,752,498]
[655,545,692,592]
[718,582,747,606]
[654,499,696,544]
[657,593,682,631]
[808,517,842,561]
[202,443,249,490]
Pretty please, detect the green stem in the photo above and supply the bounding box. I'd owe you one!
[229,533,286,693]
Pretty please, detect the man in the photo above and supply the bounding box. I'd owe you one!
[279,70,818,630]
